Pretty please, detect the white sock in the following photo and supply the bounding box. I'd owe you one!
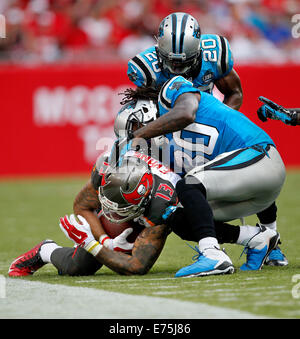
[237,225,260,246]
[40,242,62,263]
[260,221,277,231]
[198,237,220,252]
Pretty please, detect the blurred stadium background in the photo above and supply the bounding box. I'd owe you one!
[0,0,299,175]
[1,0,300,319]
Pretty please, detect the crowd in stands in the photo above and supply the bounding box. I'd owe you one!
[0,0,299,64]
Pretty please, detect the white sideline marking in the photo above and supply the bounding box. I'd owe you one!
[0,279,264,319]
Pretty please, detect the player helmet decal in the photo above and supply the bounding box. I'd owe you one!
[114,99,158,138]
[98,155,154,224]
[156,12,201,76]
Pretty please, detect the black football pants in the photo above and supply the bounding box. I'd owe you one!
[51,246,102,276]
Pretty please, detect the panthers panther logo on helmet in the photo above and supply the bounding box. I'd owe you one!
[156,12,201,77]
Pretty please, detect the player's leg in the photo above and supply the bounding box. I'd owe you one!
[8,240,102,277]
[50,246,102,276]
[203,145,287,266]
[182,144,285,270]
[8,240,60,277]
[172,178,234,278]
[169,208,279,271]
[214,221,280,270]
[256,202,288,266]
[187,145,285,221]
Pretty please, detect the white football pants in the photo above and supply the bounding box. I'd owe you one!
[185,145,286,222]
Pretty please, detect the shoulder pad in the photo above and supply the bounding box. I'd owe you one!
[159,76,195,110]
[127,47,159,88]
[200,34,234,77]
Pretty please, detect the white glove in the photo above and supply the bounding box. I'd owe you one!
[59,214,102,256]
[100,228,134,253]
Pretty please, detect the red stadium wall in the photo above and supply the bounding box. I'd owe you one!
[0,63,299,176]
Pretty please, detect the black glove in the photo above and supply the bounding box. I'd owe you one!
[257,96,297,126]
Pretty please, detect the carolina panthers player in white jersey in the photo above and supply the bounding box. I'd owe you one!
[124,75,287,277]
[127,12,243,110]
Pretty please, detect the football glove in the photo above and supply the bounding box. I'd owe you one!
[59,214,102,256]
[99,228,134,253]
[257,96,297,126]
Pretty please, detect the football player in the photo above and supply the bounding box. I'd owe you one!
[127,12,243,110]
[257,96,300,126]
[119,75,287,276]
[9,108,277,278]
[8,150,181,277]
[111,97,286,273]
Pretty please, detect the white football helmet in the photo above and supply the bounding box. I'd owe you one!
[114,99,158,139]
[156,12,201,76]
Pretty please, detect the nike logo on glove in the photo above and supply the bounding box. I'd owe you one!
[60,215,87,245]
[71,233,83,241]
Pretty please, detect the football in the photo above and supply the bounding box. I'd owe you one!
[99,213,145,243]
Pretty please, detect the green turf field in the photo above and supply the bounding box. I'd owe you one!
[1,170,300,318]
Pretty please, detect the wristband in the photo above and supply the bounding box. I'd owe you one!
[99,234,113,250]
[100,234,111,245]
[85,240,103,256]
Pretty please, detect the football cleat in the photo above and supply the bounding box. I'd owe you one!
[175,245,234,278]
[265,246,288,266]
[240,225,280,271]
[8,240,55,277]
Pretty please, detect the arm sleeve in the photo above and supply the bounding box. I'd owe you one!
[216,35,234,78]
[159,76,200,112]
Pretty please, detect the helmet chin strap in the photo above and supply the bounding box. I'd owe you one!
[160,57,198,79]
[100,191,152,224]
[162,63,192,79]
[156,45,202,79]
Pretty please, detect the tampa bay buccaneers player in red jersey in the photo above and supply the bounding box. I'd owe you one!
[8,149,181,277]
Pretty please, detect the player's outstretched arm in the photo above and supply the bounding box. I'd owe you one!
[133,92,200,141]
[95,225,169,275]
[215,69,243,110]
[60,214,169,275]
[257,97,300,126]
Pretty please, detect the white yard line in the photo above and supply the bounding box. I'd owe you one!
[0,278,264,319]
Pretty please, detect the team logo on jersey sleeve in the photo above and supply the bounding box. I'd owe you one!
[170,81,187,91]
[202,70,214,83]
[128,70,138,82]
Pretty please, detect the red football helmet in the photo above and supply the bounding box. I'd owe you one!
[98,155,153,224]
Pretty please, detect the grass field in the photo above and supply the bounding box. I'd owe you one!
[1,170,300,319]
